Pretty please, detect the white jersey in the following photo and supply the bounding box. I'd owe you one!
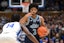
[1,22,22,39]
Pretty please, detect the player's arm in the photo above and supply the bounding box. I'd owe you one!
[21,24,39,43]
[40,16,49,38]
[19,13,32,24]
[40,16,46,27]
[19,15,27,25]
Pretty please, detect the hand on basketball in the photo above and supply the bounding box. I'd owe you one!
[37,26,49,38]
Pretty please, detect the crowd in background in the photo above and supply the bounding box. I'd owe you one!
[42,13,64,43]
[40,0,64,11]
[0,0,64,43]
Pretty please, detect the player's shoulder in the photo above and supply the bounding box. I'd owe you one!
[38,15,44,21]
[2,22,10,28]
[3,22,10,26]
[38,15,44,19]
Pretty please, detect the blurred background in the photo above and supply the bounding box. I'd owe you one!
[0,0,64,43]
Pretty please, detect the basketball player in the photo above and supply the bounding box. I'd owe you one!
[20,3,49,43]
[0,14,39,43]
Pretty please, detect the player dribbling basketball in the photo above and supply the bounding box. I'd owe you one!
[20,3,49,43]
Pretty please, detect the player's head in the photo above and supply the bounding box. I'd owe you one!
[11,14,20,22]
[29,3,38,14]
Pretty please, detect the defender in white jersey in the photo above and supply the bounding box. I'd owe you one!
[0,22,21,43]
[0,14,39,43]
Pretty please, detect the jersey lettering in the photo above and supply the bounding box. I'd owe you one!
[6,23,14,28]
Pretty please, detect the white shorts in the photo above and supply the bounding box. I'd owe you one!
[0,33,20,43]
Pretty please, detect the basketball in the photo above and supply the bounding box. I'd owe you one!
[37,26,48,37]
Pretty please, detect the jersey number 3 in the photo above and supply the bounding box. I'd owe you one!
[33,29,37,35]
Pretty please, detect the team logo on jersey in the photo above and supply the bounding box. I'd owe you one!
[30,24,39,28]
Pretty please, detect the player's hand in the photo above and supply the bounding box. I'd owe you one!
[26,13,32,16]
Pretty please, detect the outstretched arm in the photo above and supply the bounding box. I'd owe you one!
[21,24,39,43]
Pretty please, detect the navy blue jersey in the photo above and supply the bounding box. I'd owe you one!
[25,15,41,43]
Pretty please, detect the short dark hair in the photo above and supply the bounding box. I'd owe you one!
[29,3,38,12]
[11,14,20,22]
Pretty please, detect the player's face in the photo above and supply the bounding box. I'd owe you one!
[30,7,38,15]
